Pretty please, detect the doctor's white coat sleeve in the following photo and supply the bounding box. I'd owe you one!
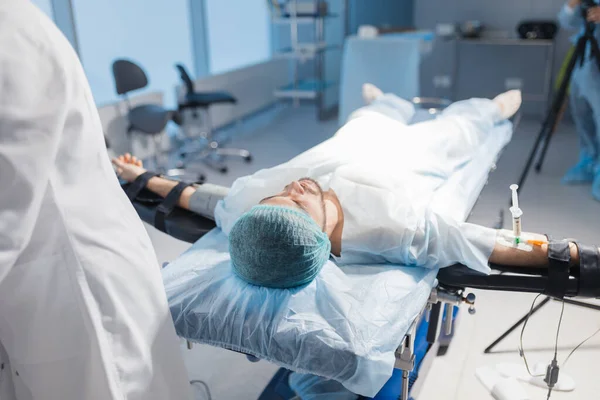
[0,33,68,282]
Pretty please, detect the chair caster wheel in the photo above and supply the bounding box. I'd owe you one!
[244,155,253,163]
[219,166,228,174]
[196,174,206,184]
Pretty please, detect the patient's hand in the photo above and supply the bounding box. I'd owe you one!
[112,153,146,183]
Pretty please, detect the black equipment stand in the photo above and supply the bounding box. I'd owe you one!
[484,297,600,354]
[515,0,600,195]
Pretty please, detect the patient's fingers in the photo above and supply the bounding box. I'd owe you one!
[136,160,143,167]
[111,159,125,176]
[112,158,125,168]
[124,153,132,163]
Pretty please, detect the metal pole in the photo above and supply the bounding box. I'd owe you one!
[484,297,551,354]
[533,36,585,173]
[315,1,324,119]
[401,370,409,400]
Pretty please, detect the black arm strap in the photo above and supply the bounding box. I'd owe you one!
[154,182,192,233]
[125,172,160,201]
[545,238,571,299]
[575,243,600,298]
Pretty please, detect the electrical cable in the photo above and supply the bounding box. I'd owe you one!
[520,295,600,400]
[545,299,565,400]
[553,300,565,361]
[519,293,545,377]
[190,380,212,400]
[562,325,600,368]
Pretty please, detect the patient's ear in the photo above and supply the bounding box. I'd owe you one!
[323,199,338,237]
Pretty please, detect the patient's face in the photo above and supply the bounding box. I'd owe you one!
[260,177,327,230]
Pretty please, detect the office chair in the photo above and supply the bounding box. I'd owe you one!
[175,64,251,174]
[112,59,190,178]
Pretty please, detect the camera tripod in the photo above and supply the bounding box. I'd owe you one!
[515,1,600,193]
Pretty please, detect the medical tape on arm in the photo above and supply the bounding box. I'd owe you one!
[495,229,534,252]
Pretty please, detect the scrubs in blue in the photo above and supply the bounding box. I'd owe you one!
[558,2,600,200]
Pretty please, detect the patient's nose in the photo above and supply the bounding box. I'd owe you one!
[288,181,305,195]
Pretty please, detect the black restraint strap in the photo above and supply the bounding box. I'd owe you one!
[575,243,600,298]
[545,239,571,299]
[154,182,192,233]
[125,172,160,201]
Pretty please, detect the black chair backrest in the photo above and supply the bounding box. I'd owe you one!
[175,64,195,95]
[112,59,149,95]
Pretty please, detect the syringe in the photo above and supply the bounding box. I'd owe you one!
[509,184,523,244]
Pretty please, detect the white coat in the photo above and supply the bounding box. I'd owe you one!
[0,2,192,399]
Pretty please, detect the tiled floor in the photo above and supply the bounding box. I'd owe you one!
[145,106,600,400]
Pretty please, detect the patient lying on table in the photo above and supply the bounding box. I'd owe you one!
[114,85,596,289]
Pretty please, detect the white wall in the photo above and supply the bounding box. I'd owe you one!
[71,0,195,107]
[205,0,271,75]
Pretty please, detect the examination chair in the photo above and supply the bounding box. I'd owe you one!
[175,63,252,173]
[112,59,187,178]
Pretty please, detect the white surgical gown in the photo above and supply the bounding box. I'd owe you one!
[0,2,191,399]
[216,97,500,273]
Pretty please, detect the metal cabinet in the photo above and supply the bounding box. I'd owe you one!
[421,38,555,117]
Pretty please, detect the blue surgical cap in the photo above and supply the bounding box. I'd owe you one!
[228,205,331,289]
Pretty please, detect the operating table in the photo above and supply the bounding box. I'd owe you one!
[120,105,600,399]
[123,176,600,400]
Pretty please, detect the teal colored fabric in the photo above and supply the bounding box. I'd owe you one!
[562,155,596,184]
[558,3,600,172]
[228,205,331,289]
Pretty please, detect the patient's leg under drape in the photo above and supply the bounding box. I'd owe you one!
[400,98,502,177]
[347,93,416,125]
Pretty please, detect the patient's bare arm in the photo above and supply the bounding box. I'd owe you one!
[112,154,196,210]
[488,230,581,268]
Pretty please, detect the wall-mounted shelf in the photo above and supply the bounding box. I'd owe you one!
[269,0,345,120]
[274,43,340,60]
[272,13,339,24]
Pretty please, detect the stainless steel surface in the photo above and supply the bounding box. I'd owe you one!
[180,107,251,171]
[215,148,251,158]
[444,304,454,336]
[402,370,410,400]
[451,38,555,109]
[428,287,478,336]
